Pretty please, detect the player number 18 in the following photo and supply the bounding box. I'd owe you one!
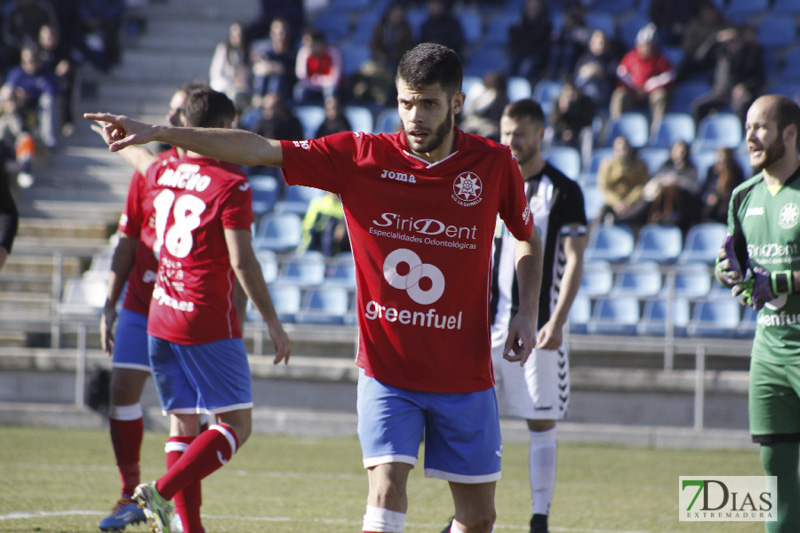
[152,189,207,258]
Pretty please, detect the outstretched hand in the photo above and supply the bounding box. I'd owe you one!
[83,112,159,151]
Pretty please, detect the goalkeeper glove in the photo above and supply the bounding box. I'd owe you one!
[733,265,793,311]
[715,235,743,286]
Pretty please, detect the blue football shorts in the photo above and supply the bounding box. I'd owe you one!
[148,336,253,415]
[356,369,502,484]
[112,309,151,372]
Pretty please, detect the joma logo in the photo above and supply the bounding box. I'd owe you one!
[381,169,416,183]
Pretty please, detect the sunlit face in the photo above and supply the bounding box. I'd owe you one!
[746,99,786,172]
[500,115,542,167]
[396,79,462,161]
[167,90,187,126]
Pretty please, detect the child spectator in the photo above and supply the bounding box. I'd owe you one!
[294,29,344,104]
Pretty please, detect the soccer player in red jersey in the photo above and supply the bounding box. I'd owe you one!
[87,43,542,533]
[91,88,290,533]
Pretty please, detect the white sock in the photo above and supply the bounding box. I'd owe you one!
[529,427,557,516]
[362,505,405,532]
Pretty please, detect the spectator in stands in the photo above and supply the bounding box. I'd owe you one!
[1,0,57,64]
[370,1,413,71]
[548,3,590,81]
[210,22,251,114]
[508,0,552,86]
[648,0,696,47]
[0,165,18,272]
[314,95,351,138]
[690,26,764,126]
[0,86,37,188]
[679,0,729,79]
[297,191,350,257]
[247,91,303,175]
[573,29,619,110]
[294,29,344,105]
[700,146,745,223]
[419,0,464,59]
[246,0,304,46]
[595,135,650,228]
[38,24,75,137]
[640,140,700,232]
[610,23,675,137]
[549,78,595,158]
[73,0,125,72]
[249,18,296,104]
[3,43,58,150]
[459,70,508,142]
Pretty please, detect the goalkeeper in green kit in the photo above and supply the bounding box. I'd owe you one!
[715,94,800,533]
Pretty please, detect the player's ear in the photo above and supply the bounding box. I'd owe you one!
[452,90,465,116]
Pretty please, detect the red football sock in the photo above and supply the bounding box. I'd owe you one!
[157,424,238,501]
[166,436,203,533]
[109,413,144,497]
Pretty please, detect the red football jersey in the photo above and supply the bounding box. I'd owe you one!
[281,128,532,393]
[118,148,179,316]
[136,155,253,345]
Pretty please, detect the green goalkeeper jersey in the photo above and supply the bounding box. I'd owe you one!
[727,167,800,364]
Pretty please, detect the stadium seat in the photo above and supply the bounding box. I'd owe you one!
[276,252,327,287]
[693,113,743,153]
[579,260,614,297]
[618,14,650,49]
[585,224,635,263]
[324,253,356,289]
[544,145,582,180]
[328,0,370,12]
[82,247,114,280]
[253,212,303,252]
[59,278,107,316]
[249,174,280,216]
[604,112,649,148]
[296,286,351,325]
[507,76,532,101]
[637,297,690,337]
[255,284,301,323]
[691,149,719,184]
[344,105,374,133]
[738,305,758,338]
[587,0,635,15]
[256,249,279,284]
[582,185,605,221]
[611,261,663,298]
[464,46,507,77]
[668,80,711,114]
[294,105,325,140]
[312,11,351,43]
[780,48,800,82]
[587,296,640,336]
[275,184,325,215]
[630,223,683,263]
[687,297,741,337]
[532,79,563,111]
[649,112,695,149]
[757,15,797,50]
[773,0,800,16]
[667,262,712,300]
[678,222,727,264]
[584,11,616,37]
[339,43,371,77]
[457,10,483,44]
[351,10,381,42]
[579,147,613,187]
[727,0,770,24]
[637,147,670,175]
[406,6,428,41]
[462,75,482,99]
[374,108,401,133]
[568,293,591,334]
[483,11,516,47]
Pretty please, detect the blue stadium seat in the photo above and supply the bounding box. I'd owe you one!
[59,278,107,316]
[464,46,507,77]
[508,76,532,101]
[687,297,741,337]
[582,185,605,221]
[252,284,301,323]
[584,11,616,38]
[406,7,428,42]
[579,260,614,297]
[579,147,613,187]
[275,184,325,215]
[637,297,690,337]
[630,223,683,263]
[324,254,356,289]
[328,0,370,11]
[779,49,800,82]
[276,252,327,287]
[483,11,516,47]
[587,297,640,335]
[249,174,280,216]
[312,12,351,43]
[737,305,758,338]
[611,261,663,298]
[669,80,711,114]
[458,10,484,44]
[678,222,727,264]
[691,149,719,184]
[569,293,591,334]
[667,262,712,300]
[532,79,563,110]
[693,113,743,152]
[605,112,649,148]
[585,224,635,263]
[253,212,303,252]
[618,15,650,49]
[638,147,670,175]
[588,0,635,15]
[544,146,582,180]
[344,105,374,133]
[374,108,401,133]
[339,43,371,77]
[294,105,325,140]
[773,0,800,15]
[462,75,482,98]
[649,112,695,149]
[351,10,381,42]
[757,15,797,51]
[256,249,279,284]
[296,286,351,325]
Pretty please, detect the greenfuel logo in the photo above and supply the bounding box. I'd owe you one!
[679,476,777,522]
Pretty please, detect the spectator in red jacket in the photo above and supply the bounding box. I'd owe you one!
[609,23,674,136]
[293,29,344,105]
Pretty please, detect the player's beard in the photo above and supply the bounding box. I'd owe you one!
[510,141,538,168]
[750,136,785,171]
[404,106,453,155]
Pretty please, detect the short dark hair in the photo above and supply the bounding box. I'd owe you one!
[502,98,545,126]
[771,95,800,150]
[396,42,462,98]
[182,88,236,128]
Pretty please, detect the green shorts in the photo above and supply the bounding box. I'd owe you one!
[749,357,800,443]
